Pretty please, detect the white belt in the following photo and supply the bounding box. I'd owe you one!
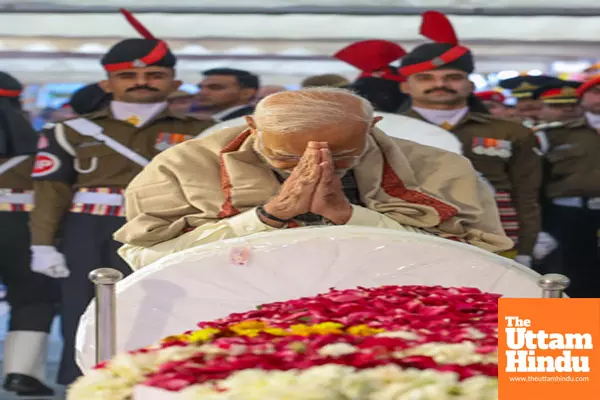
[0,192,34,205]
[72,191,124,206]
[553,197,600,210]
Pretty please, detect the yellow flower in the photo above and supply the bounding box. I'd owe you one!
[229,320,267,332]
[237,329,263,338]
[186,328,221,343]
[161,334,188,343]
[346,324,385,336]
[290,322,344,336]
[289,324,313,336]
[309,322,345,334]
[264,328,290,336]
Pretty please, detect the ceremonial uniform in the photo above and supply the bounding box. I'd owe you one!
[399,11,542,264]
[577,75,600,131]
[531,81,583,125]
[28,9,213,385]
[499,75,562,128]
[534,119,600,297]
[406,109,542,258]
[0,72,58,397]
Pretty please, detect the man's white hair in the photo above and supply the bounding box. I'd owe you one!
[253,87,374,134]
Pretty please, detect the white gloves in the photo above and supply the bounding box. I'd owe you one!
[533,232,559,261]
[31,245,70,278]
[515,255,532,268]
[513,232,559,268]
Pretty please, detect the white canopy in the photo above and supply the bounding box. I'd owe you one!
[0,3,598,83]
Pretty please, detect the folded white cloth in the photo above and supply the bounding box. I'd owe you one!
[532,232,559,261]
[30,245,70,278]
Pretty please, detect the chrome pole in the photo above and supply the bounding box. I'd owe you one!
[537,273,570,298]
[89,268,123,365]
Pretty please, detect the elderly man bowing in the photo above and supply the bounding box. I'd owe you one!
[114,88,512,269]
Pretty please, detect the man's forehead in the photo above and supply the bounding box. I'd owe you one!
[587,85,600,93]
[516,100,542,109]
[112,66,171,76]
[201,75,238,85]
[412,69,468,79]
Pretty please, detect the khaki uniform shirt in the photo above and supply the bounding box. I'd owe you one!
[29,108,213,246]
[534,119,600,199]
[0,156,34,191]
[405,110,542,255]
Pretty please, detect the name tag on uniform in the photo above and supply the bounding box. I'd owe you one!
[472,137,512,158]
[78,141,104,148]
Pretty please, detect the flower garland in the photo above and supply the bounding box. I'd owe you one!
[68,285,500,400]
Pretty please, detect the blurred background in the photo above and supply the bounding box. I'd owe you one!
[0,1,598,126]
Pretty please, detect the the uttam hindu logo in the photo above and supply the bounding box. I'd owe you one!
[504,315,592,373]
[498,299,600,400]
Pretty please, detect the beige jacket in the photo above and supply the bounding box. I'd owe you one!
[114,126,513,269]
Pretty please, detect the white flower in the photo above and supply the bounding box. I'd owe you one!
[377,330,420,340]
[318,343,358,357]
[392,342,498,365]
[67,368,134,400]
[177,365,498,400]
[456,376,498,400]
[465,328,487,340]
[68,346,204,400]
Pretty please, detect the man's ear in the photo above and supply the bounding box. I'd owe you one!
[241,88,258,103]
[244,115,257,130]
[371,116,383,128]
[468,80,475,92]
[172,80,183,91]
[400,82,409,93]
[98,80,112,94]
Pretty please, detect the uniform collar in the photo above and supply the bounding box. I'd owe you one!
[585,112,600,129]
[84,104,187,121]
[406,108,490,126]
[212,104,252,122]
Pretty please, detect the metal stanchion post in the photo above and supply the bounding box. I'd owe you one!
[537,273,570,298]
[89,268,124,365]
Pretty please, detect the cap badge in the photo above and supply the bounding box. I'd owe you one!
[514,82,537,92]
[431,57,445,67]
[132,59,147,68]
[560,87,577,96]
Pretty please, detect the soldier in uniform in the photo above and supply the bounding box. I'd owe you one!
[0,72,58,396]
[498,75,562,127]
[474,90,508,117]
[533,81,600,297]
[28,10,214,385]
[578,75,600,130]
[333,40,410,113]
[399,11,542,267]
[531,81,583,123]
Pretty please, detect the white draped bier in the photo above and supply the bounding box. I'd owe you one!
[76,226,544,373]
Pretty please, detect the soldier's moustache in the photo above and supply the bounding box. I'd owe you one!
[425,87,456,94]
[127,85,159,92]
